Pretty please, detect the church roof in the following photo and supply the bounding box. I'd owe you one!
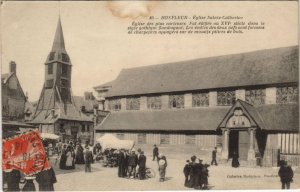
[106,46,298,97]
[96,103,298,132]
[45,17,71,64]
[31,102,93,124]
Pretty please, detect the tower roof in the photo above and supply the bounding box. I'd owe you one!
[51,17,66,53]
[46,17,71,64]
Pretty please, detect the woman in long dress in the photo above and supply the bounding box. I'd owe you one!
[232,151,240,168]
[59,144,67,169]
[65,146,75,170]
[75,144,85,164]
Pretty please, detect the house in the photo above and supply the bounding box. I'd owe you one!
[95,46,299,166]
[2,61,36,138]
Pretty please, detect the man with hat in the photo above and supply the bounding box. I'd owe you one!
[84,146,93,172]
[127,149,138,179]
[138,151,147,180]
[278,160,294,189]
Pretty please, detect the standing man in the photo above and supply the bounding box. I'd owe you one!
[138,151,147,180]
[84,146,93,172]
[153,145,159,161]
[118,149,126,177]
[127,149,138,179]
[183,160,191,187]
[211,147,218,166]
[278,160,294,189]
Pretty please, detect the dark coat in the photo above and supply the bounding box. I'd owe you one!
[118,152,126,177]
[183,163,191,177]
[153,147,159,155]
[278,166,294,182]
[6,169,21,191]
[232,153,240,168]
[75,145,85,164]
[212,149,217,159]
[36,168,57,191]
[128,154,138,166]
[84,150,94,164]
[138,154,147,168]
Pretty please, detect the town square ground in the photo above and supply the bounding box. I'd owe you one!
[46,145,299,191]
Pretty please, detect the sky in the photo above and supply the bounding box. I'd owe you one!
[1,1,298,102]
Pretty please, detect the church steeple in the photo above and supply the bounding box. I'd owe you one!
[51,17,66,53]
[46,17,71,65]
[42,17,73,104]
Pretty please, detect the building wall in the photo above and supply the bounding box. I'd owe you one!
[105,84,298,112]
[262,132,300,167]
[95,132,217,148]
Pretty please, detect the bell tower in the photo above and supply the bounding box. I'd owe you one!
[44,17,72,103]
[34,17,74,113]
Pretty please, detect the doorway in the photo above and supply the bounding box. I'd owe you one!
[229,130,239,158]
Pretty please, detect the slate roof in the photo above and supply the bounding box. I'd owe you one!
[73,96,99,112]
[93,80,114,90]
[96,103,298,132]
[106,46,298,97]
[31,102,93,124]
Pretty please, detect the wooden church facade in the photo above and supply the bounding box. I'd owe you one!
[31,18,94,145]
[95,46,299,166]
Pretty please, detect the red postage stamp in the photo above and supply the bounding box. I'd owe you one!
[2,130,49,175]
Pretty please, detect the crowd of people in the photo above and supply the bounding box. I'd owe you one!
[117,148,147,180]
[183,156,210,190]
[57,140,102,173]
[3,167,57,191]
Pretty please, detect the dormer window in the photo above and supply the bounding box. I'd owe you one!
[62,53,70,62]
[49,52,55,61]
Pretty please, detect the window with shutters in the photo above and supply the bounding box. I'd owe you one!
[276,86,298,103]
[217,91,236,106]
[192,92,209,107]
[147,96,162,109]
[126,97,140,110]
[48,63,53,74]
[137,134,146,144]
[185,135,196,144]
[160,134,170,144]
[169,94,184,108]
[245,88,266,105]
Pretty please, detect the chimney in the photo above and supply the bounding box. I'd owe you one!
[9,61,17,74]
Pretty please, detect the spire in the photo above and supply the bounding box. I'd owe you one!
[51,17,66,53]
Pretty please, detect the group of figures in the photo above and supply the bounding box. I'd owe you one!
[117,145,168,182]
[183,156,210,190]
[3,167,57,191]
[58,141,102,172]
[117,148,147,180]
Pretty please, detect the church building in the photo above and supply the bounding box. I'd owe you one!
[95,46,299,167]
[31,18,94,144]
